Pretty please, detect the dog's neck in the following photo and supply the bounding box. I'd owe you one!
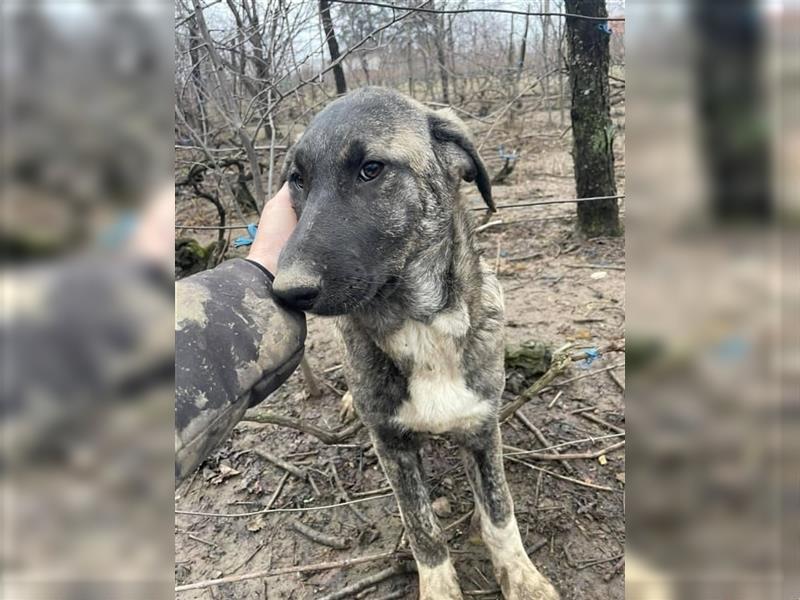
[350,202,481,338]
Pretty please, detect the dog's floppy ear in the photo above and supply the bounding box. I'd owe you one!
[428,110,495,213]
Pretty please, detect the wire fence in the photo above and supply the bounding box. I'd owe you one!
[175,194,626,231]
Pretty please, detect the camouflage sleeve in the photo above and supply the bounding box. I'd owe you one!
[175,258,306,483]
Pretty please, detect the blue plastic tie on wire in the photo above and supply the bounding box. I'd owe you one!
[233,223,259,248]
[597,22,612,35]
[581,347,600,368]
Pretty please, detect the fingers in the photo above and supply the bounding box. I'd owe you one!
[248,183,298,274]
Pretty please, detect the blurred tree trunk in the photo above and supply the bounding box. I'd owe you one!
[565,0,620,237]
[693,0,771,221]
[318,0,347,95]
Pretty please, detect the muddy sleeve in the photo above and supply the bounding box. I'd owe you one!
[175,258,306,482]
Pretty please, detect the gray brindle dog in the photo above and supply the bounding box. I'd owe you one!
[272,87,559,600]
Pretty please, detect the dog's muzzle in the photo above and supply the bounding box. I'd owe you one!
[272,263,322,311]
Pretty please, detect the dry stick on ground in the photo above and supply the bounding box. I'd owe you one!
[266,472,290,510]
[504,432,624,456]
[300,356,323,398]
[608,369,625,392]
[514,411,575,474]
[505,457,617,493]
[503,441,625,461]
[290,519,349,550]
[499,350,572,421]
[243,411,362,444]
[330,460,369,523]
[175,491,394,519]
[317,564,411,600]
[175,549,407,593]
[254,449,307,480]
[563,263,626,271]
[578,411,625,434]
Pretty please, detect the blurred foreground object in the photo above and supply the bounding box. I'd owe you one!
[627,0,797,599]
[1,2,174,598]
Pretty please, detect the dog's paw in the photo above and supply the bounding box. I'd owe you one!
[495,558,559,600]
[339,391,357,423]
[417,560,463,600]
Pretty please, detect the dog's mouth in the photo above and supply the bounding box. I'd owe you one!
[307,274,400,317]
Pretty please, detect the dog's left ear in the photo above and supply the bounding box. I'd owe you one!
[428,110,495,213]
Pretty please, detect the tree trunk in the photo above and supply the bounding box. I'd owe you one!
[517,6,530,79]
[318,0,347,95]
[541,0,552,123]
[693,0,771,221]
[432,18,450,103]
[565,0,620,237]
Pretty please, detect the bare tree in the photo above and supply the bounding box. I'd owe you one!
[319,0,347,95]
[565,0,620,237]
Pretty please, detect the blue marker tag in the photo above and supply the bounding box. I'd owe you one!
[581,347,600,368]
[233,223,259,248]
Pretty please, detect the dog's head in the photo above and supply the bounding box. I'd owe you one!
[272,87,493,315]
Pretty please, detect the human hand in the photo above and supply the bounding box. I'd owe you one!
[247,183,297,275]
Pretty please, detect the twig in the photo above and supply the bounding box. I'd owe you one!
[290,519,349,550]
[604,556,625,582]
[547,390,564,409]
[175,491,394,519]
[475,219,503,233]
[443,510,473,533]
[330,460,369,523]
[300,356,322,398]
[317,564,410,600]
[503,441,625,461]
[578,412,625,434]
[504,433,624,456]
[514,412,575,473]
[254,449,307,481]
[553,361,625,388]
[266,472,289,510]
[175,550,405,592]
[244,411,362,445]
[499,350,572,421]
[563,263,625,271]
[505,457,617,493]
[608,369,625,392]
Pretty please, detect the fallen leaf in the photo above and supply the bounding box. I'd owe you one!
[598,455,608,466]
[590,271,608,280]
[615,472,626,484]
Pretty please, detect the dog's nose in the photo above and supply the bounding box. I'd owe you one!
[272,264,322,311]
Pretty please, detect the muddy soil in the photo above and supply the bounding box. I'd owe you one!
[176,109,626,600]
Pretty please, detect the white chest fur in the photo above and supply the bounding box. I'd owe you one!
[381,305,491,434]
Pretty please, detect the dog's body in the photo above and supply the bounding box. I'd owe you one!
[273,87,559,600]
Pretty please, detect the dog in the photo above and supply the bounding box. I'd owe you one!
[272,87,559,600]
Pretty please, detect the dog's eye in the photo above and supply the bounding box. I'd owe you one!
[359,161,384,182]
[290,172,304,190]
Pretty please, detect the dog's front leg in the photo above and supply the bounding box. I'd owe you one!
[370,428,463,600]
[458,423,560,600]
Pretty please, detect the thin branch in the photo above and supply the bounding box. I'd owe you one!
[175,490,394,519]
[175,549,406,593]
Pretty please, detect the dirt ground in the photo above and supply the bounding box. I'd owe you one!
[175,107,626,600]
